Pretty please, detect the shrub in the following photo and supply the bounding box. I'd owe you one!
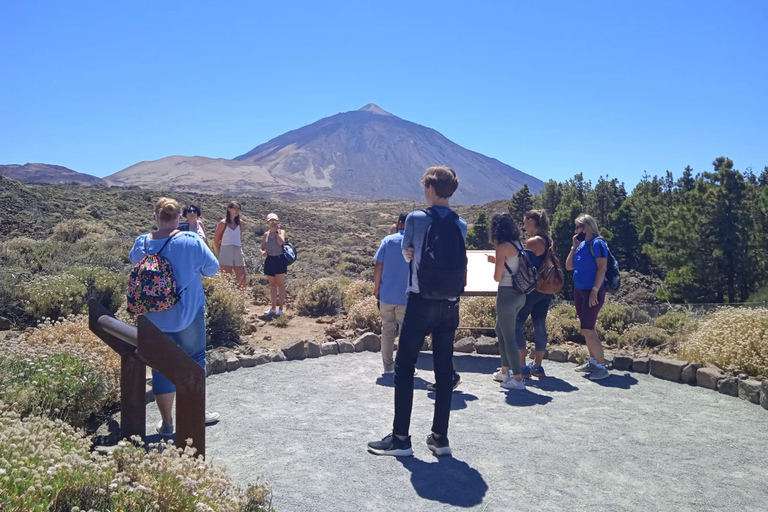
[0,270,33,327]
[597,303,629,334]
[272,314,292,328]
[619,324,670,350]
[654,311,689,334]
[25,273,88,321]
[69,266,127,313]
[0,237,58,271]
[625,305,652,326]
[679,307,768,375]
[51,218,115,243]
[548,304,583,343]
[459,297,496,327]
[203,275,245,348]
[0,405,275,512]
[295,277,344,316]
[569,346,589,364]
[249,276,271,304]
[602,330,621,346]
[347,296,382,333]
[343,280,374,312]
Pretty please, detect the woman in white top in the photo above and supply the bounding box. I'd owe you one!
[486,213,527,390]
[182,204,208,245]
[213,201,246,291]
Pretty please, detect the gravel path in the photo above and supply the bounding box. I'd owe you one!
[145,352,768,512]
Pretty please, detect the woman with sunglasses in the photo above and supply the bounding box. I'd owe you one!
[182,204,208,245]
[565,214,610,381]
[214,201,247,291]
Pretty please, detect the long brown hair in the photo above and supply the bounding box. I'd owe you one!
[226,201,241,226]
[524,209,551,236]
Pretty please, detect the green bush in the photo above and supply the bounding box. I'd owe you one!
[619,324,670,349]
[0,270,33,327]
[459,297,496,327]
[25,273,88,321]
[203,275,245,348]
[347,296,382,333]
[602,330,621,346]
[272,314,292,328]
[295,277,344,316]
[69,266,126,313]
[343,280,374,312]
[625,305,652,326]
[51,218,115,243]
[654,311,689,334]
[548,304,584,343]
[0,237,58,271]
[597,303,629,334]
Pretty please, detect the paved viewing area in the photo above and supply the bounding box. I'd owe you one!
[145,352,767,511]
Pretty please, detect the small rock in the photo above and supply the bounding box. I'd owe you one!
[282,340,308,360]
[717,376,739,397]
[321,342,339,356]
[761,381,768,410]
[548,348,569,362]
[238,354,259,368]
[337,339,355,353]
[681,363,702,385]
[257,321,266,328]
[696,367,724,390]
[206,351,228,375]
[454,337,475,353]
[738,380,762,404]
[254,351,273,365]
[316,316,335,324]
[362,332,381,352]
[632,357,650,374]
[308,340,322,358]
[474,336,500,355]
[325,335,335,343]
[0,316,11,330]
[92,418,120,447]
[613,354,633,371]
[649,357,688,382]
[270,350,287,362]
[225,352,241,372]
[263,335,272,341]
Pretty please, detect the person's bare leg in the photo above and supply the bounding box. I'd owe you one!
[582,329,604,364]
[534,350,545,365]
[267,276,277,311]
[234,266,247,291]
[519,349,528,369]
[275,274,286,310]
[220,265,234,280]
[155,392,175,426]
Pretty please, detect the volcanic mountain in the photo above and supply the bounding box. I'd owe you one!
[0,163,106,186]
[105,104,542,204]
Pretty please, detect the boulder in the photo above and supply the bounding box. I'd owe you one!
[92,418,121,447]
[738,380,762,404]
[697,367,724,390]
[337,339,355,353]
[649,358,687,382]
[0,316,11,330]
[681,363,702,385]
[270,350,287,362]
[761,381,768,411]
[718,376,739,397]
[225,352,241,372]
[282,340,308,360]
[613,354,633,371]
[206,351,228,375]
[321,342,339,356]
[363,333,382,352]
[308,340,322,358]
[454,337,475,353]
[254,351,273,365]
[548,348,569,362]
[237,354,259,368]
[632,357,650,374]
[474,336,500,355]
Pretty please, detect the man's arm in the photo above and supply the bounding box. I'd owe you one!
[401,213,415,261]
[374,261,383,300]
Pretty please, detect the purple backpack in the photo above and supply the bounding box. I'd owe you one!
[127,234,180,314]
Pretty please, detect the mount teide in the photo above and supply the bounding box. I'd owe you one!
[105,104,542,204]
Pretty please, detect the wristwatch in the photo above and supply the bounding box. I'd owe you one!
[592,286,599,291]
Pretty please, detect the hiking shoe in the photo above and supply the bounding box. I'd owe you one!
[426,434,452,456]
[501,377,526,390]
[367,433,413,457]
[265,308,275,316]
[589,366,610,381]
[205,411,220,425]
[427,372,462,391]
[520,365,532,379]
[156,421,174,436]
[492,369,509,382]
[575,360,598,373]
[383,369,395,375]
[530,363,546,377]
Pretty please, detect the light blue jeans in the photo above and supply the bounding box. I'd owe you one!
[495,286,526,375]
[153,307,207,395]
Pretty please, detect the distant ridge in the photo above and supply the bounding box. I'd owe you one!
[0,163,106,186]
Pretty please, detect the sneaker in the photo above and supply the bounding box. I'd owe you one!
[205,411,221,425]
[427,372,462,392]
[265,308,275,316]
[156,421,174,436]
[501,377,526,390]
[589,366,610,381]
[530,363,546,377]
[277,309,284,316]
[383,369,395,375]
[367,433,413,457]
[492,369,509,382]
[426,434,452,456]
[575,360,598,373]
[520,365,532,379]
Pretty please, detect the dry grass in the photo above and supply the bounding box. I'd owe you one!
[347,296,382,333]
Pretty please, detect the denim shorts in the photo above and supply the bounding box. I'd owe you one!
[153,307,207,395]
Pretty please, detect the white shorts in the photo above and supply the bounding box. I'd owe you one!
[218,245,245,267]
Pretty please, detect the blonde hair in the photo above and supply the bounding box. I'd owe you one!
[575,214,600,237]
[524,209,551,236]
[154,197,181,223]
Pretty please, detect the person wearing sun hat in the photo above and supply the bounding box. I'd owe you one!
[260,212,288,316]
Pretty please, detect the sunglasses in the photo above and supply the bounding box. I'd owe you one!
[229,207,241,211]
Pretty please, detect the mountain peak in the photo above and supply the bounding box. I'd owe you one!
[358,103,391,116]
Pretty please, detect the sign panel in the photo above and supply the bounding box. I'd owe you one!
[464,250,498,296]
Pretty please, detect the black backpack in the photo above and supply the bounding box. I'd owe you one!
[588,237,621,294]
[412,207,467,300]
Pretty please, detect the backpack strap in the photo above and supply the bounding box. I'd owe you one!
[504,241,524,274]
[156,231,180,255]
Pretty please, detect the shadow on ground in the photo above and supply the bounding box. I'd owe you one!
[582,373,639,389]
[398,456,488,507]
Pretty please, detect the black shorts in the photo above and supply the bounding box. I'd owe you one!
[264,255,288,276]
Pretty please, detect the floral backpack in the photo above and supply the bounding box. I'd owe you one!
[127,234,180,314]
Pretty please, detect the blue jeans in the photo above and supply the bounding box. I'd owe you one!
[393,293,460,438]
[153,307,207,395]
[515,290,553,352]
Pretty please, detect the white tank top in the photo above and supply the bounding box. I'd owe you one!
[499,242,522,287]
[221,224,241,246]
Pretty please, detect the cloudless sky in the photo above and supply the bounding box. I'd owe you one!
[1,0,766,191]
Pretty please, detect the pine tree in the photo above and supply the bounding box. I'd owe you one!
[509,184,534,226]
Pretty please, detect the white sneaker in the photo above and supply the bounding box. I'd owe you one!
[205,411,220,425]
[492,369,509,382]
[501,377,526,390]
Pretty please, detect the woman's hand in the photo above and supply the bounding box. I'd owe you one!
[589,289,599,307]
[486,254,496,264]
[572,234,581,248]
[404,247,414,262]
[260,249,267,258]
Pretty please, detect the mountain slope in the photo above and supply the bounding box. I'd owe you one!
[0,163,105,185]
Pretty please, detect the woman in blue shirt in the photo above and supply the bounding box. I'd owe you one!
[565,214,610,381]
[129,197,221,435]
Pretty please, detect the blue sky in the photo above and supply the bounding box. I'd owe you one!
[1,0,766,191]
